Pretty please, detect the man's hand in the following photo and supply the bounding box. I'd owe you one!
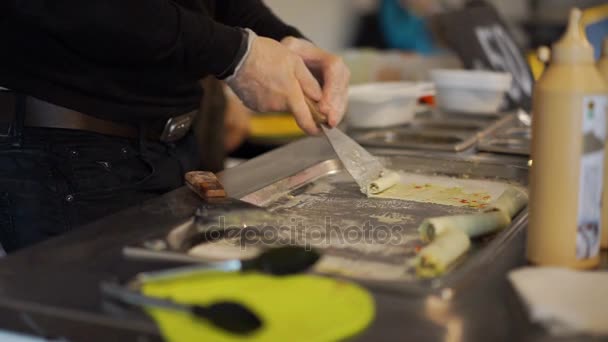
[280,37,350,128]
[226,35,324,135]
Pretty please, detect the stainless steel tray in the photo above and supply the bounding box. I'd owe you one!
[348,111,511,152]
[239,154,528,295]
[477,114,531,155]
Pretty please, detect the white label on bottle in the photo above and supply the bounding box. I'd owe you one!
[576,96,607,260]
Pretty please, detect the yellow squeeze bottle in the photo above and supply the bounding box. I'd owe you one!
[599,37,608,249]
[527,9,608,268]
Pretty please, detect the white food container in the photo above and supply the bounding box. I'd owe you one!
[430,69,512,115]
[346,82,434,129]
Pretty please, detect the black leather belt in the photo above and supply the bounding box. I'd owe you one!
[0,91,196,143]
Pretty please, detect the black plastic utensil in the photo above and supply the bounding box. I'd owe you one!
[134,246,323,282]
[201,302,262,334]
[241,245,321,275]
[101,283,262,335]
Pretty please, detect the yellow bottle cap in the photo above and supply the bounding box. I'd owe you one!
[552,8,595,64]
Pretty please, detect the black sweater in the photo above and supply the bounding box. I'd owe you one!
[0,0,302,122]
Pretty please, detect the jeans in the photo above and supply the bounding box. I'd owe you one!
[0,127,201,252]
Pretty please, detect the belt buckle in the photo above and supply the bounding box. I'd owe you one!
[159,111,196,143]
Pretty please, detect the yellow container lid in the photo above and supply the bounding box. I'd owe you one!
[249,114,304,140]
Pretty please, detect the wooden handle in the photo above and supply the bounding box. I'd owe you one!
[185,171,227,200]
[305,97,327,126]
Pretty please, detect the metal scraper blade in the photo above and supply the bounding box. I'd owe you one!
[321,125,385,194]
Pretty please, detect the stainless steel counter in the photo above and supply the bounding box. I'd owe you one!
[0,136,602,342]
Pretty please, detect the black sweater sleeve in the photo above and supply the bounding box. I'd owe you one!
[15,0,245,79]
[214,0,304,41]
[0,0,307,120]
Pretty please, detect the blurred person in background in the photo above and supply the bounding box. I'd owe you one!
[353,0,465,54]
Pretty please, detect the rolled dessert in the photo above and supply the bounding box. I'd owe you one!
[418,211,511,243]
[415,227,471,278]
[367,170,400,195]
[415,186,528,278]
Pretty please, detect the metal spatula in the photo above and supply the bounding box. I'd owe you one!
[306,98,385,194]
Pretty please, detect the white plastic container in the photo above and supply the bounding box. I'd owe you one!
[346,82,434,129]
[430,69,512,114]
